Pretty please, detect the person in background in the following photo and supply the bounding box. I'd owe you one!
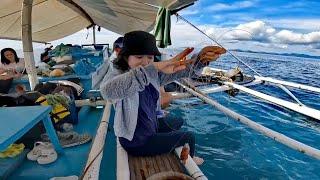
[0,48,25,94]
[100,31,226,165]
[40,45,53,63]
[0,48,25,74]
[110,37,124,62]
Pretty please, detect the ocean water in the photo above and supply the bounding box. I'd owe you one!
[168,52,320,179]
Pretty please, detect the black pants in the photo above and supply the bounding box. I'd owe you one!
[124,116,196,157]
[0,78,13,94]
[158,114,184,132]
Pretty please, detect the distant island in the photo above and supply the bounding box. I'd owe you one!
[231,49,320,60]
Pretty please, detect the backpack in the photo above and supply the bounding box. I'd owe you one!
[35,95,70,124]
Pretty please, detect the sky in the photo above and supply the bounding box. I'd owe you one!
[0,0,319,56]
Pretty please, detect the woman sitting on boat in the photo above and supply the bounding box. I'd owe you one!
[100,31,226,165]
[0,48,25,93]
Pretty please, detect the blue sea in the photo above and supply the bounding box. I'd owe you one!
[168,52,320,179]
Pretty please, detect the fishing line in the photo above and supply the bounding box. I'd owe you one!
[175,13,304,106]
[216,29,254,42]
[183,53,232,135]
[174,13,262,77]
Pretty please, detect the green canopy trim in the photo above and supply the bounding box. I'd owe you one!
[153,7,172,48]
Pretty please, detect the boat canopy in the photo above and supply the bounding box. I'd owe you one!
[0,0,195,42]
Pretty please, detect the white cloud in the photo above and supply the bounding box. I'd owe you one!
[169,21,214,48]
[200,20,320,47]
[169,19,320,55]
[224,21,275,41]
[274,30,320,44]
[267,19,320,31]
[208,1,256,11]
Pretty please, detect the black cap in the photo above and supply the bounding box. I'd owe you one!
[121,31,161,56]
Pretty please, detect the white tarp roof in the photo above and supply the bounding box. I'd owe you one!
[0,0,195,42]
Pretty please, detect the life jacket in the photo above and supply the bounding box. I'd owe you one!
[35,96,70,124]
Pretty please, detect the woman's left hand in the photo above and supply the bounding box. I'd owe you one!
[197,46,226,64]
[153,46,226,74]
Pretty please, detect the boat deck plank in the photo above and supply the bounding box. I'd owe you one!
[128,153,185,180]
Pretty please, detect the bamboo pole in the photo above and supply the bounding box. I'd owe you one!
[176,81,320,160]
[82,103,112,179]
[255,76,320,94]
[171,79,262,99]
[75,99,107,107]
[116,138,130,180]
[22,0,39,90]
[224,82,320,121]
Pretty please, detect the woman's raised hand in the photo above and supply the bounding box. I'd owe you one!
[153,46,226,74]
[153,47,194,74]
[197,46,226,64]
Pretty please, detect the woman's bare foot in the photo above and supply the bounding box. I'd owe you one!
[193,156,204,165]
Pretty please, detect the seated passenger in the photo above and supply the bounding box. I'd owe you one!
[100,31,226,165]
[110,36,124,62]
[0,48,25,93]
[40,45,53,63]
[0,48,25,74]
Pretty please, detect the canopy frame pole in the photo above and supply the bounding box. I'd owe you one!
[176,81,320,160]
[22,0,38,90]
[93,25,96,45]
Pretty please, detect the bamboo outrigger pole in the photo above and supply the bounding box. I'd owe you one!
[82,102,111,180]
[255,76,320,94]
[176,81,320,160]
[22,0,39,90]
[223,82,320,121]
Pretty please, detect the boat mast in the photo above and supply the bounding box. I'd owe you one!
[22,0,38,90]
